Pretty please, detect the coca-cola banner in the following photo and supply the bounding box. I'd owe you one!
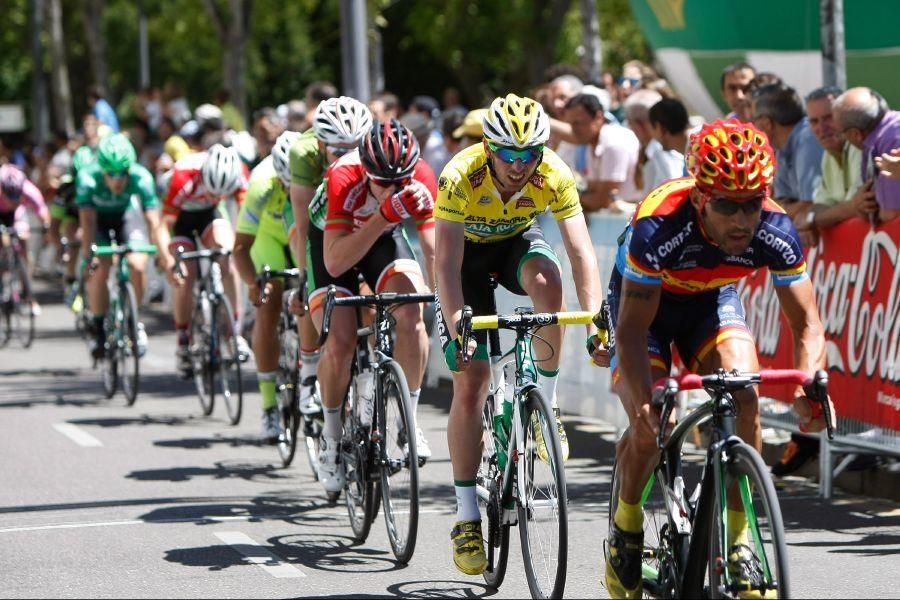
[737,218,900,432]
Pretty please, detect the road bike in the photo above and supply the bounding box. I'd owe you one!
[174,245,244,425]
[88,241,157,405]
[318,284,434,564]
[608,368,833,598]
[256,265,323,470]
[0,225,36,348]
[457,291,607,600]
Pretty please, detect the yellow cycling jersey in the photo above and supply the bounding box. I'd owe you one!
[434,143,582,243]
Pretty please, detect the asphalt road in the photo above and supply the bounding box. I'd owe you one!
[1,278,898,598]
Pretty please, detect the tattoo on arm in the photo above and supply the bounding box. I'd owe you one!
[624,289,655,301]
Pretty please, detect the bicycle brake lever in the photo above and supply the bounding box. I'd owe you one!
[805,369,834,441]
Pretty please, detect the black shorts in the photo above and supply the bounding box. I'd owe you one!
[607,267,754,377]
[307,225,423,312]
[0,211,13,229]
[434,223,560,359]
[172,207,220,245]
[95,212,145,246]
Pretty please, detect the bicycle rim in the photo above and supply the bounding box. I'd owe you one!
[214,295,242,425]
[344,424,375,542]
[302,383,323,481]
[101,313,118,398]
[14,263,34,348]
[518,389,568,599]
[119,283,140,406]
[277,370,299,467]
[378,360,419,564]
[478,399,510,589]
[708,442,790,599]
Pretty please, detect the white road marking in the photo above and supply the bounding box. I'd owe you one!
[53,423,103,447]
[214,531,305,578]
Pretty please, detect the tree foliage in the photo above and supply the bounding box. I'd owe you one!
[0,0,648,130]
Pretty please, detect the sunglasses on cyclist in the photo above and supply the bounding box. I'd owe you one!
[367,174,412,188]
[103,169,129,179]
[487,142,543,165]
[326,145,352,157]
[706,194,765,216]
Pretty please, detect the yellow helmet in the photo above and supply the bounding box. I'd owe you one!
[482,94,549,148]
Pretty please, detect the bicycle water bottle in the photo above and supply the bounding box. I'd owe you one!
[356,369,375,427]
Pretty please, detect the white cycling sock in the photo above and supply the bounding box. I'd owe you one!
[409,388,421,427]
[454,481,481,522]
[300,348,320,383]
[539,367,560,407]
[323,405,342,440]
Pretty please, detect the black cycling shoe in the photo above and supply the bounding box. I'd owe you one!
[604,522,643,599]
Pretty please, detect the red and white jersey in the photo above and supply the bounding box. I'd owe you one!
[163,152,249,217]
[324,150,436,233]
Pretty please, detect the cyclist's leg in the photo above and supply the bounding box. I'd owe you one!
[12,207,33,301]
[61,217,80,281]
[169,214,199,367]
[201,213,241,330]
[122,210,149,305]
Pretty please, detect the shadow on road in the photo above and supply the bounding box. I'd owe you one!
[153,435,264,450]
[126,460,287,483]
[69,414,192,428]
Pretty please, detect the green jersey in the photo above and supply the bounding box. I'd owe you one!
[282,177,330,239]
[288,129,328,188]
[75,163,158,215]
[236,156,289,246]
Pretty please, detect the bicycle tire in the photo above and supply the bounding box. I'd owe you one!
[119,282,140,406]
[378,359,419,564]
[190,294,214,416]
[479,395,510,589]
[277,367,300,468]
[609,447,686,598]
[0,272,12,348]
[519,388,568,599]
[707,441,790,599]
[213,294,243,425]
[12,260,34,348]
[101,309,118,399]
[300,381,323,480]
[344,376,375,543]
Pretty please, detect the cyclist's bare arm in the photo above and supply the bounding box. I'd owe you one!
[289,184,314,268]
[557,215,603,338]
[232,232,258,288]
[78,208,96,261]
[322,215,390,277]
[774,278,834,431]
[434,219,469,362]
[142,208,167,258]
[615,278,662,431]
[417,224,436,291]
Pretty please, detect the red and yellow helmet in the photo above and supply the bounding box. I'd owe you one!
[687,119,775,197]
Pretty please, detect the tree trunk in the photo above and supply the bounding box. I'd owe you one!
[46,0,74,137]
[203,0,253,125]
[30,0,49,146]
[83,0,110,98]
[525,0,574,85]
[580,0,601,83]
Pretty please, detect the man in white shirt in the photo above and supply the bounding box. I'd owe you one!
[623,89,664,202]
[564,93,639,212]
[647,97,690,188]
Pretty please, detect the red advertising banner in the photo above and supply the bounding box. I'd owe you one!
[736,217,900,432]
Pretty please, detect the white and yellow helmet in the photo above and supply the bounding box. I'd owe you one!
[482,93,550,149]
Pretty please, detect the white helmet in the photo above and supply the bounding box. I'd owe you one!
[272,130,302,187]
[312,96,373,146]
[201,144,242,196]
[482,93,550,149]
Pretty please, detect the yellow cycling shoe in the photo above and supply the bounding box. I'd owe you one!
[727,544,778,599]
[531,407,569,464]
[604,523,643,599]
[451,520,487,575]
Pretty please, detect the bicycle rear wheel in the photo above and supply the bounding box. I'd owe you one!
[119,282,140,406]
[708,441,790,599]
[519,389,567,600]
[190,294,214,416]
[378,359,419,564]
[478,398,510,590]
[301,381,324,480]
[0,274,12,348]
[343,379,375,542]
[213,294,243,425]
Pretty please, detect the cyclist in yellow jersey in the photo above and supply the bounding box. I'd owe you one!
[434,93,610,576]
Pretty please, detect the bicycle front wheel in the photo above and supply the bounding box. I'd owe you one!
[11,261,34,348]
[519,389,568,600]
[213,294,243,425]
[708,441,790,599]
[378,359,419,564]
[478,397,510,590]
[190,294,214,416]
[277,368,300,468]
[119,283,140,406]
[101,311,118,399]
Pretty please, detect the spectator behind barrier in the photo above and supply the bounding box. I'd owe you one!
[87,85,120,133]
[564,92,639,214]
[623,89,663,201]
[833,87,900,222]
[369,92,400,121]
[647,97,690,188]
[720,62,756,121]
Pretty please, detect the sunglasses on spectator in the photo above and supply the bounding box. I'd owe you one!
[104,169,129,179]
[706,194,765,216]
[326,145,352,157]
[617,77,641,87]
[487,142,543,165]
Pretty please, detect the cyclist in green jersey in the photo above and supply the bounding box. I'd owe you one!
[76,134,165,358]
[286,96,373,412]
[234,130,307,442]
[50,145,96,303]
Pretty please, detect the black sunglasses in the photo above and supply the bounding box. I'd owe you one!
[708,195,764,216]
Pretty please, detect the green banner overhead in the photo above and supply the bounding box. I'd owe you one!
[629,0,900,119]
